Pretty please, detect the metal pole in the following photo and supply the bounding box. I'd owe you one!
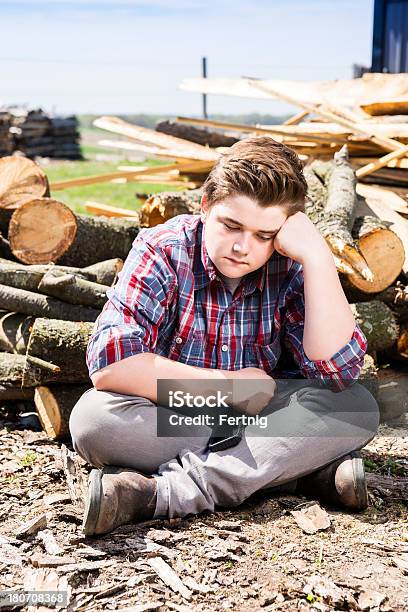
[202,57,208,119]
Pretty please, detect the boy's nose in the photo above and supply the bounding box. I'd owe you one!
[233,241,249,256]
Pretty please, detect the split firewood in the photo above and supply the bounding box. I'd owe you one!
[139,192,195,228]
[24,318,94,385]
[0,257,123,286]
[8,197,139,266]
[0,311,33,354]
[0,284,99,322]
[350,301,399,353]
[34,384,91,440]
[0,156,49,210]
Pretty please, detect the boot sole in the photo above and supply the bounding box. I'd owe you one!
[82,469,103,536]
[350,451,368,510]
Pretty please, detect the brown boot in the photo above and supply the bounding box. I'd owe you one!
[82,466,157,536]
[296,451,368,511]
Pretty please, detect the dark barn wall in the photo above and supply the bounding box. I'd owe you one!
[372,0,408,73]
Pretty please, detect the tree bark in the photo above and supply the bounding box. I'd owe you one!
[350,301,399,353]
[58,214,139,267]
[0,384,34,401]
[0,257,123,286]
[0,156,49,210]
[0,284,100,321]
[38,269,109,309]
[24,318,93,384]
[139,192,195,228]
[366,473,408,502]
[0,352,45,387]
[34,384,91,440]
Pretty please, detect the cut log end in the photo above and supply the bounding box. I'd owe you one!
[345,228,405,293]
[9,198,77,264]
[0,156,49,210]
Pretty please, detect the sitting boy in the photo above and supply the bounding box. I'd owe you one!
[69,136,379,536]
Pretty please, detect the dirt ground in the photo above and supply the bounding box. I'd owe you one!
[0,403,407,612]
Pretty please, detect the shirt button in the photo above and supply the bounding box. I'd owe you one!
[221,344,228,352]
[175,337,182,344]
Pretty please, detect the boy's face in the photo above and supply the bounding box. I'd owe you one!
[201,193,290,279]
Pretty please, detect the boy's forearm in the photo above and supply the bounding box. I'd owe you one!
[302,253,356,361]
[91,352,228,402]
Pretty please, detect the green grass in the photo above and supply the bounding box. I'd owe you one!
[41,155,184,215]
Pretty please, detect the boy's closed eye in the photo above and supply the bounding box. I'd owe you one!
[222,222,276,241]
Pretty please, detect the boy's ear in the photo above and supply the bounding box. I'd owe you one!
[200,193,208,223]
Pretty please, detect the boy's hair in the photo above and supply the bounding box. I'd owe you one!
[202,136,307,213]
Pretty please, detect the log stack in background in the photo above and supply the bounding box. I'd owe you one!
[1,107,82,160]
[0,140,407,440]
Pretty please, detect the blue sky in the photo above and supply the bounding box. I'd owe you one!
[1,0,374,116]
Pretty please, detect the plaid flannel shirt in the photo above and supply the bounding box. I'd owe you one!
[87,214,367,391]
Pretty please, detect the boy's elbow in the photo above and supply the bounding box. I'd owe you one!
[91,368,111,390]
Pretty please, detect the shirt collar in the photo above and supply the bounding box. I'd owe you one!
[194,220,267,296]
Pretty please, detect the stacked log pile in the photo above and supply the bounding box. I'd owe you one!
[0,140,407,440]
[0,107,82,160]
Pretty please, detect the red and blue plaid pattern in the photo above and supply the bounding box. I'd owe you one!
[87,214,367,391]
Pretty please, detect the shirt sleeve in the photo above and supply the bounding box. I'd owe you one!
[282,263,367,392]
[86,235,177,376]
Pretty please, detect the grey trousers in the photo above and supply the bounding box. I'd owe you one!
[69,381,379,519]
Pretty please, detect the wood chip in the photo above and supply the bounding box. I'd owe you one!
[116,603,164,612]
[55,559,114,573]
[291,503,331,534]
[392,554,408,575]
[15,514,47,539]
[357,589,387,609]
[147,556,192,600]
[61,444,87,510]
[37,530,63,555]
[213,520,242,531]
[0,543,23,566]
[29,553,77,567]
[43,493,71,506]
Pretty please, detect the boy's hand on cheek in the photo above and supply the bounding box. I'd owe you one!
[273,211,330,265]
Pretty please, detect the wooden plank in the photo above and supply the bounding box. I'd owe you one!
[93,116,217,161]
[176,116,347,144]
[247,79,408,155]
[50,161,209,190]
[356,143,408,178]
[84,201,139,218]
[98,138,217,163]
[356,184,408,214]
[283,110,309,125]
